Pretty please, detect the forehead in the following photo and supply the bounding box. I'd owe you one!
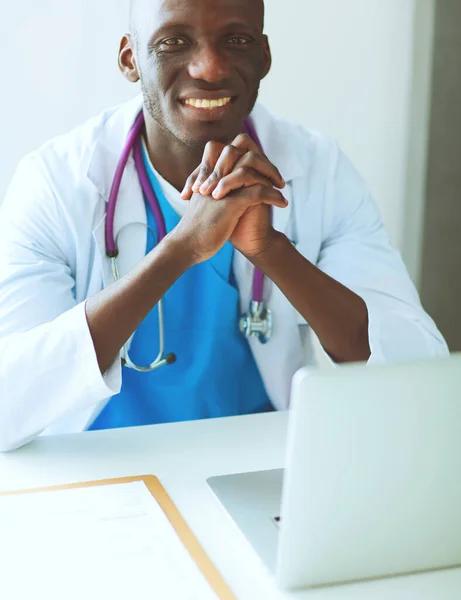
[132,0,264,38]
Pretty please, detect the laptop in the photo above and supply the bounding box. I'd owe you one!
[207,355,461,590]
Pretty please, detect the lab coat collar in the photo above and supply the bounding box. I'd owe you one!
[87,95,304,201]
[87,95,143,200]
[249,103,304,183]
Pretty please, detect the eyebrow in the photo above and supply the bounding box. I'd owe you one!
[217,20,262,32]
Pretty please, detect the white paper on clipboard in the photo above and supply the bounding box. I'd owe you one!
[0,480,219,600]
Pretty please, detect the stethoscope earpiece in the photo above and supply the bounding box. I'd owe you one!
[165,353,177,365]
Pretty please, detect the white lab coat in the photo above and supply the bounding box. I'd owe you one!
[0,96,448,451]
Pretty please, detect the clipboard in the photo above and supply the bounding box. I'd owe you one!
[0,475,235,600]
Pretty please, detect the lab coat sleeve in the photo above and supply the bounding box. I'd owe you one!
[316,145,448,364]
[0,155,121,451]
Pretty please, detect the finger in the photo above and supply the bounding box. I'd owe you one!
[231,133,285,189]
[190,141,226,194]
[212,167,274,200]
[260,188,289,209]
[207,131,261,179]
[199,144,245,196]
[231,184,288,210]
[181,165,201,200]
[233,151,285,190]
[231,132,262,154]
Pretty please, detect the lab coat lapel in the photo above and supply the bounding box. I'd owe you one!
[88,96,147,289]
[91,164,147,289]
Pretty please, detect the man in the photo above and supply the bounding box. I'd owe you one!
[0,0,447,450]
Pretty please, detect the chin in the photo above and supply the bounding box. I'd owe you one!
[180,120,245,147]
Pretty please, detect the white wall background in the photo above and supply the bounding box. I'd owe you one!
[263,0,418,253]
[0,1,134,199]
[0,0,428,268]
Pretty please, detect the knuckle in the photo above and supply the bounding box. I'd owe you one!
[205,140,218,152]
[199,164,211,178]
[223,144,240,159]
[239,151,258,168]
[234,133,249,145]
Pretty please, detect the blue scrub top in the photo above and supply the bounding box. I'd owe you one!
[90,146,272,430]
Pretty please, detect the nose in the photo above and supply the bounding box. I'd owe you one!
[187,42,232,83]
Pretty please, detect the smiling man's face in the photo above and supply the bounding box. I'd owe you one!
[123,0,271,147]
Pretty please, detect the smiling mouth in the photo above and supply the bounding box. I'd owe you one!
[183,97,232,110]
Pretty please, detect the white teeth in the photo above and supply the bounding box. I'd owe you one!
[184,97,231,109]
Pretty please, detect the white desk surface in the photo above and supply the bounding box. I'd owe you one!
[0,412,460,600]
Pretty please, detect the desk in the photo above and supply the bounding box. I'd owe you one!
[0,412,460,599]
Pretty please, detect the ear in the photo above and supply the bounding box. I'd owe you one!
[119,34,140,83]
[261,35,272,80]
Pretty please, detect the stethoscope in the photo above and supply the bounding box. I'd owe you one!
[105,111,272,373]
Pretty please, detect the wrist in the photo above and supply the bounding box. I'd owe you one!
[246,230,290,266]
[160,231,200,270]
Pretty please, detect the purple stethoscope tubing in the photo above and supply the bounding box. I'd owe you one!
[242,118,265,303]
[105,111,167,257]
[105,110,266,304]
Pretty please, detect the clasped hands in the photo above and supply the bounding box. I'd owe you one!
[173,133,287,263]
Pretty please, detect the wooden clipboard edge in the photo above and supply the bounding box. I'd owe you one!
[0,475,236,600]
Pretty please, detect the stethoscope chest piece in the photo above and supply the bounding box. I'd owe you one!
[240,301,272,345]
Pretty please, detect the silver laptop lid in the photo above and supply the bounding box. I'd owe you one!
[277,355,461,589]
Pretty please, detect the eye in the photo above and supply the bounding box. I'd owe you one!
[162,38,187,46]
[228,36,251,45]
